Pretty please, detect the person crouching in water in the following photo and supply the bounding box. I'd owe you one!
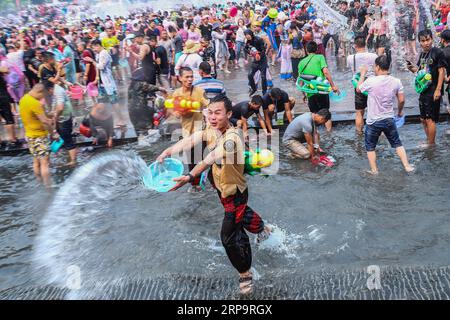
[89,103,114,148]
[357,55,414,174]
[157,94,272,295]
[282,109,331,161]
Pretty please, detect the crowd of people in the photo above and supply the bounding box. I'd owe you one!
[1,0,450,295]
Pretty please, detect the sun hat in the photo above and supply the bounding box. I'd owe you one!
[183,40,201,54]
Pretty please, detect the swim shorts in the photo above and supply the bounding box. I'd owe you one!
[419,92,441,123]
[27,136,50,158]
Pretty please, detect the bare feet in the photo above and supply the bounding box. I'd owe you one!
[404,165,415,173]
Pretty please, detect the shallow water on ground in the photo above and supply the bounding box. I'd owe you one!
[1,123,449,297]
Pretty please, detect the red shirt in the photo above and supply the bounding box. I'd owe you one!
[82,50,97,83]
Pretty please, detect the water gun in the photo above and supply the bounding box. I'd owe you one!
[414,69,432,94]
[244,148,274,175]
[351,72,368,96]
[296,75,332,95]
[164,97,202,115]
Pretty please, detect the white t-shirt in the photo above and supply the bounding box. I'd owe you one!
[347,51,378,77]
[358,75,403,125]
[175,53,203,82]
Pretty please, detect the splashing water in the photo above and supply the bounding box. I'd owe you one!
[33,151,148,294]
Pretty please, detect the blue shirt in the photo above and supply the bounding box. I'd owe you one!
[193,76,226,99]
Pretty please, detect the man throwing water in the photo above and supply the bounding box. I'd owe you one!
[157,94,272,295]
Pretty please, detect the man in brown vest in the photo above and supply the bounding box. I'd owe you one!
[157,94,272,295]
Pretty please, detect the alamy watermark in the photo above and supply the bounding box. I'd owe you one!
[366,265,382,290]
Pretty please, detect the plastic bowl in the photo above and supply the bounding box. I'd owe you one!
[143,158,184,192]
[395,115,405,128]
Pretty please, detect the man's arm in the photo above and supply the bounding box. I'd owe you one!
[397,92,405,116]
[304,132,316,159]
[138,44,150,61]
[36,113,54,133]
[284,103,293,123]
[257,113,268,133]
[323,67,339,93]
[157,131,204,162]
[263,108,273,133]
[434,67,445,101]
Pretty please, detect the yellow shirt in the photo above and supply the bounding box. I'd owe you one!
[19,94,48,138]
[172,86,209,138]
[101,36,120,52]
[204,126,247,198]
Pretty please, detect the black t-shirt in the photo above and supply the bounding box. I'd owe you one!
[231,101,259,120]
[262,90,290,111]
[416,47,447,94]
[155,45,169,75]
[199,24,213,41]
[442,45,450,82]
[339,9,353,25]
[146,28,160,38]
[245,36,267,61]
[351,7,367,28]
[39,65,56,88]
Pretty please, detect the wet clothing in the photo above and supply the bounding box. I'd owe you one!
[365,118,402,152]
[202,126,264,273]
[172,86,209,138]
[416,48,447,122]
[297,54,328,98]
[282,112,315,143]
[245,36,268,95]
[142,44,157,85]
[230,101,259,125]
[27,136,50,158]
[0,76,14,125]
[128,79,161,131]
[261,90,290,112]
[89,114,114,142]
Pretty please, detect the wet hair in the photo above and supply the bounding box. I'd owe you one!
[209,93,233,113]
[306,41,318,53]
[316,108,331,121]
[168,26,177,34]
[42,51,55,62]
[375,55,390,71]
[148,36,157,42]
[91,39,102,47]
[269,87,283,100]
[250,94,263,106]
[354,35,366,48]
[244,29,254,37]
[418,29,433,40]
[179,66,193,76]
[199,61,212,74]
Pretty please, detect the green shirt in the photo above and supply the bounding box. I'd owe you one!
[297,54,328,97]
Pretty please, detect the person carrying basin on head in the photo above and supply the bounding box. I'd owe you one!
[357,55,414,174]
[157,94,272,296]
[282,109,331,161]
[297,41,339,132]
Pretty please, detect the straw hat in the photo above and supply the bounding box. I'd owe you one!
[183,40,200,54]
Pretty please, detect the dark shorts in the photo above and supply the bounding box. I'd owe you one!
[169,64,175,77]
[0,97,14,125]
[365,118,402,152]
[111,54,120,67]
[57,118,76,151]
[355,89,368,110]
[308,94,330,113]
[419,92,441,123]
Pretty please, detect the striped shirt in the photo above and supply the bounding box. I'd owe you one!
[193,77,226,99]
